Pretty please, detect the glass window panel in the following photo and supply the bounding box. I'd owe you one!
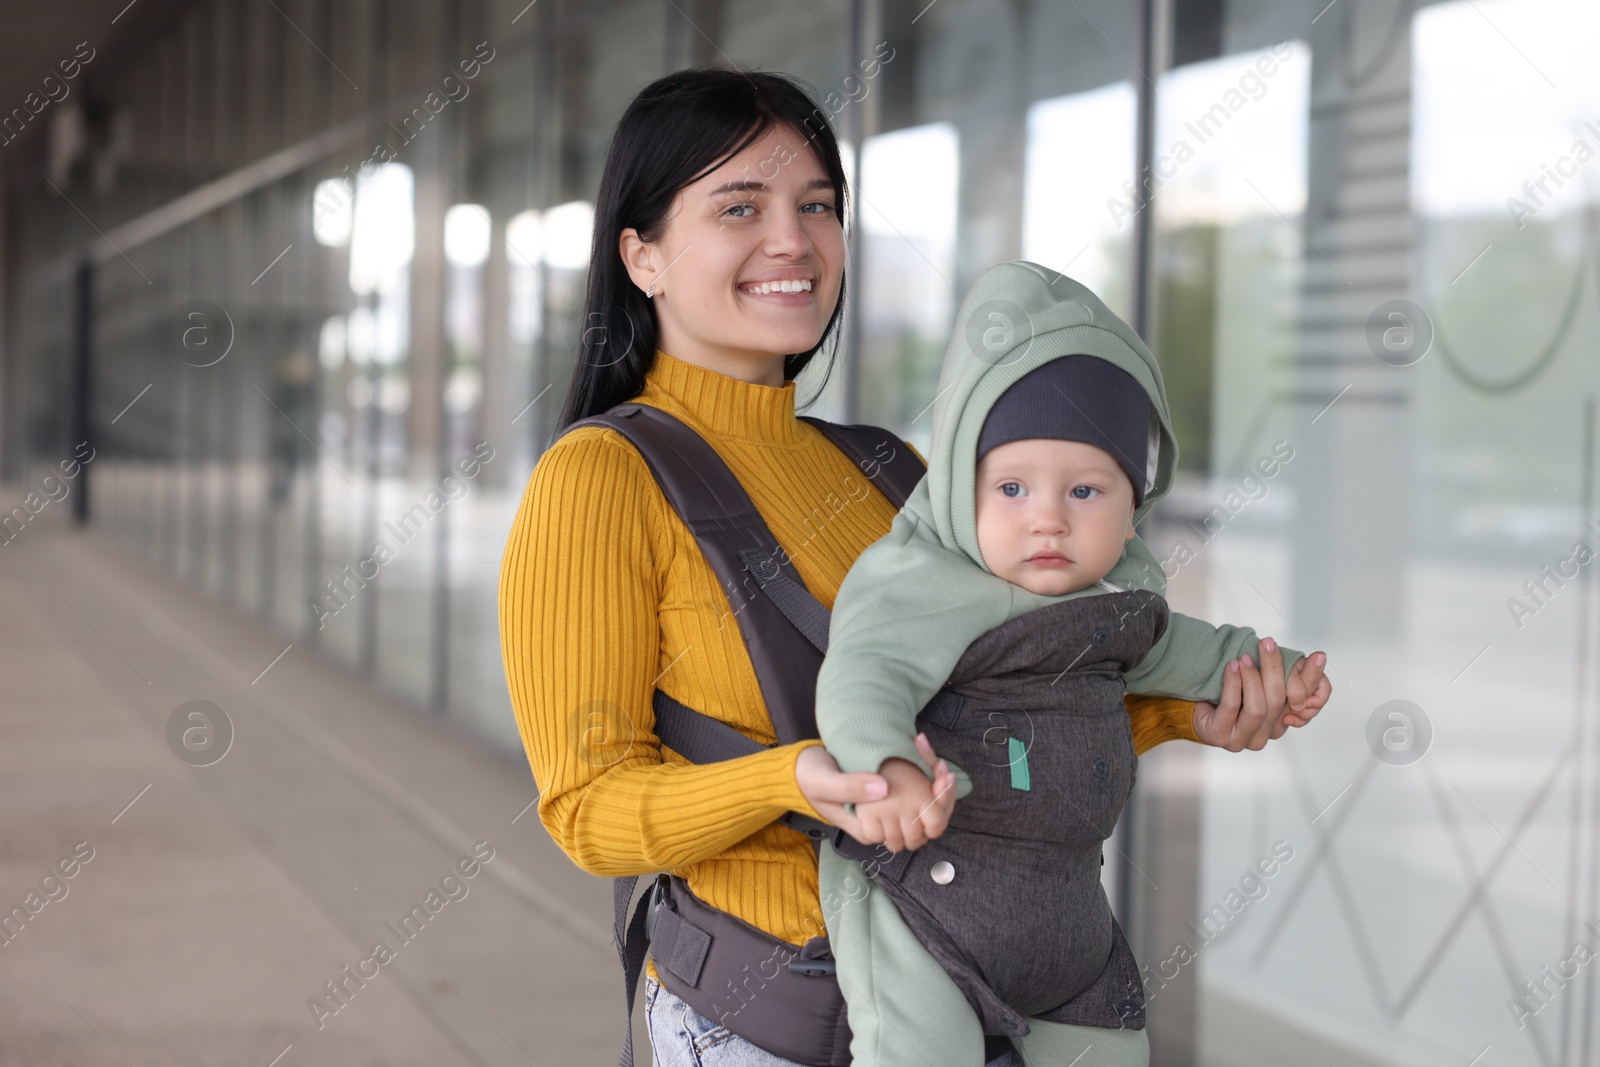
[855,121,960,456]
[1021,81,1138,315]
[849,0,1141,453]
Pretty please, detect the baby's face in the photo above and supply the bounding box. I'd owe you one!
[974,438,1136,596]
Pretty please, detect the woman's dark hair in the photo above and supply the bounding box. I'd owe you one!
[552,68,849,435]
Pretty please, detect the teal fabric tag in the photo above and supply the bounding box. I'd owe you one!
[1008,737,1030,791]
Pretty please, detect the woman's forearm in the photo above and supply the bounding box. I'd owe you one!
[529,739,827,876]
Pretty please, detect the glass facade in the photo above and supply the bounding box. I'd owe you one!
[4,1,1597,1064]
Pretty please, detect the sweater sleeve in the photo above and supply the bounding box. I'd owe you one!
[1126,693,1200,754]
[498,429,827,878]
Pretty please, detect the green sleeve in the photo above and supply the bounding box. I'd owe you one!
[1123,609,1302,703]
[815,529,1008,797]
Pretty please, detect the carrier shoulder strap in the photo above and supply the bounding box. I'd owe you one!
[797,414,926,511]
[567,403,926,743]
[570,402,820,743]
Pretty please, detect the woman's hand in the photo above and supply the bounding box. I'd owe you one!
[1192,638,1331,751]
[795,733,957,847]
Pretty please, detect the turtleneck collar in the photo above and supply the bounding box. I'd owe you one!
[633,349,810,450]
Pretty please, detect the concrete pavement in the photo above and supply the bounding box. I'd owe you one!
[0,515,638,1066]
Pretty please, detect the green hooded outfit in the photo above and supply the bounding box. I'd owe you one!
[814,262,1303,1067]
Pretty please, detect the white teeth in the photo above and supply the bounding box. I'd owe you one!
[743,279,812,295]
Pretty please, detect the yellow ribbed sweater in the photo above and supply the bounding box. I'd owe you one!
[498,349,1200,983]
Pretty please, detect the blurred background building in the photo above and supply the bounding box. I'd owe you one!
[1,1,1596,1065]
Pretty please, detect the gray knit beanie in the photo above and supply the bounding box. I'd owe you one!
[975,355,1157,507]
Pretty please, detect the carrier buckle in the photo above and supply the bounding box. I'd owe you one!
[644,873,670,942]
[787,957,836,978]
[787,936,838,978]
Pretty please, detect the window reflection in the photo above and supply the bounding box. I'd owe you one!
[444,203,491,268]
[1154,44,1309,226]
[506,209,544,347]
[540,200,594,271]
[1412,0,1596,545]
[445,203,487,457]
[855,122,959,451]
[312,177,353,247]
[538,199,595,451]
[1412,0,1599,221]
[348,163,414,296]
[1022,81,1136,315]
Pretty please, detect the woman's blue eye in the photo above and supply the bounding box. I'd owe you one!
[801,201,835,215]
[1070,485,1099,500]
[724,202,755,218]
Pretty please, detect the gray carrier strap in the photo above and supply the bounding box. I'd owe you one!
[650,688,767,764]
[652,688,831,837]
[652,689,913,877]
[733,414,926,659]
[560,403,931,1067]
[570,403,819,745]
[647,874,855,1065]
[612,874,651,1067]
[797,413,926,509]
[738,546,832,652]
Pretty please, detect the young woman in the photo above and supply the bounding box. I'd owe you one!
[498,68,1311,1067]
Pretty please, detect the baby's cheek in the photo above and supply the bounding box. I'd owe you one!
[973,500,1012,567]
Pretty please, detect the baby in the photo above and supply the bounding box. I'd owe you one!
[814,262,1330,1067]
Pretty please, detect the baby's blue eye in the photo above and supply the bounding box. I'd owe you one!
[1000,482,1022,498]
[1070,485,1099,500]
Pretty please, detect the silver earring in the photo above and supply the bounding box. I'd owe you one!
[645,282,656,298]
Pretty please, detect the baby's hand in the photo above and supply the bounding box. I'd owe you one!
[855,754,952,853]
[1193,638,1332,750]
[1284,649,1332,727]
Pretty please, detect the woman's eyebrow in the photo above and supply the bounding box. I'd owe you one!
[707,180,762,197]
[706,177,833,197]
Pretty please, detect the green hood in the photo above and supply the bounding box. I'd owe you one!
[921,260,1179,573]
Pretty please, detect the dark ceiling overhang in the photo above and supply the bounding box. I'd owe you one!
[0,0,195,164]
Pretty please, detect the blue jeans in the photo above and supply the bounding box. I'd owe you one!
[643,974,1021,1066]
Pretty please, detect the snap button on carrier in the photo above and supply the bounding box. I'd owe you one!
[1091,627,1108,646]
[930,860,955,885]
[1092,758,1108,778]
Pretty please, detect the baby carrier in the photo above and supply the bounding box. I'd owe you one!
[560,401,1021,1067]
[860,586,1164,1040]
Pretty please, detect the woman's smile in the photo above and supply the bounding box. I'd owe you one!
[737,271,815,305]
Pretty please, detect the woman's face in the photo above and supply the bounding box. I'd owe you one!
[619,123,845,382]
